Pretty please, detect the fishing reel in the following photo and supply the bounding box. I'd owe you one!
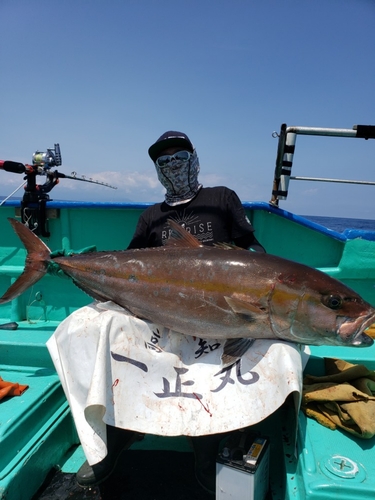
[21,144,63,237]
[1,143,116,237]
[32,144,62,170]
[0,143,65,236]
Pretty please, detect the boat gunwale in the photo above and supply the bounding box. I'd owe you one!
[2,199,373,242]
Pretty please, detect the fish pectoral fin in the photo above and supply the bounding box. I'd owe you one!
[221,338,255,367]
[224,296,265,316]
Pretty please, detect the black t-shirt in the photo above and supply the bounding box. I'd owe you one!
[127,186,264,251]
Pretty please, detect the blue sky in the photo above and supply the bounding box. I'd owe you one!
[1,0,374,218]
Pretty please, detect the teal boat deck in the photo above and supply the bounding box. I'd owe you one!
[1,201,375,499]
[0,322,78,500]
[288,344,375,500]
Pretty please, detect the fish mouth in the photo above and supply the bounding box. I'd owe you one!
[338,313,375,346]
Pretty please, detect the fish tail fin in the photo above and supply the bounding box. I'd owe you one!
[0,218,51,304]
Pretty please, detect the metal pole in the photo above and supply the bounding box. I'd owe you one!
[291,176,375,186]
[285,126,358,138]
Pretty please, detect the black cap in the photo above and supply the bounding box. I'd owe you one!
[148,131,194,162]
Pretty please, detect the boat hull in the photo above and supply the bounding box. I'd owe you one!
[1,200,375,500]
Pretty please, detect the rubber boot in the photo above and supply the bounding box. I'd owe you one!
[76,425,143,487]
[190,434,223,495]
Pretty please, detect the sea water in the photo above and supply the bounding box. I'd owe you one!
[303,215,375,233]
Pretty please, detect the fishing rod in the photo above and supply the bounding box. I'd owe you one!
[0,144,117,236]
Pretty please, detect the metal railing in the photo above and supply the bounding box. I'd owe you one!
[270,124,375,206]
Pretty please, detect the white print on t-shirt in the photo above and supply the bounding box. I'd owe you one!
[161,214,214,245]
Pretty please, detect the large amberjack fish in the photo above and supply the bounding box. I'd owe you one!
[1,218,374,363]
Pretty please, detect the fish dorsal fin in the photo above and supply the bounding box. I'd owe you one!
[165,219,202,248]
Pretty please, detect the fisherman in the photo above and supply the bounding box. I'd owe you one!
[127,131,265,252]
[76,131,265,493]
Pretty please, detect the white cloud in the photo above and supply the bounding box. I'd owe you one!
[69,170,160,192]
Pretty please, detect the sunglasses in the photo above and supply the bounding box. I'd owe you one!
[155,150,192,167]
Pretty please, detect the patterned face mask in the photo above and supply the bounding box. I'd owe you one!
[155,150,202,206]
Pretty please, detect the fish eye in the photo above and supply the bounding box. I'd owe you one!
[322,295,343,309]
